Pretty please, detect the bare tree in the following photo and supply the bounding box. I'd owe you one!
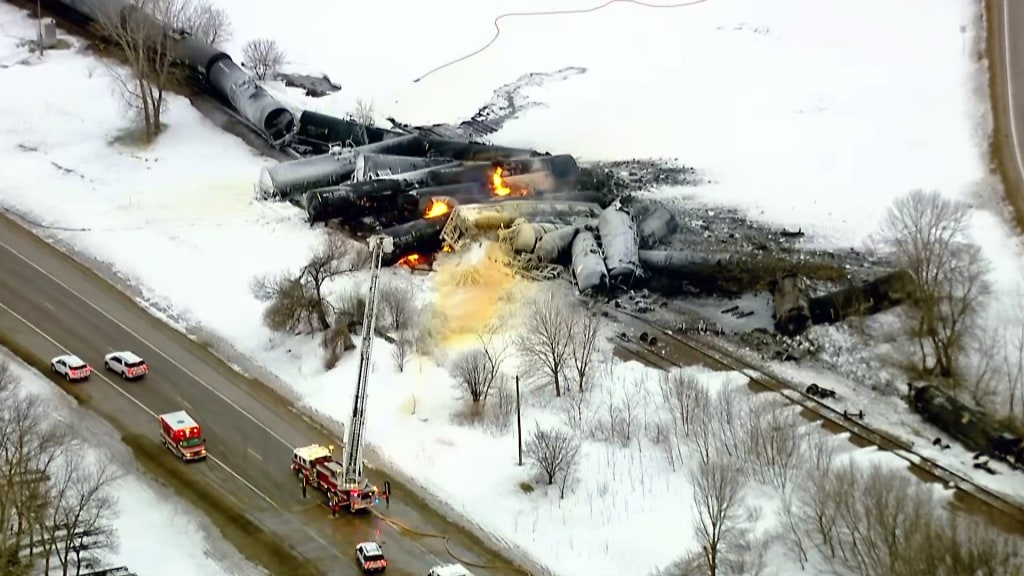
[250,234,367,333]
[741,396,802,493]
[660,371,711,466]
[711,385,746,461]
[524,424,581,495]
[96,0,218,143]
[41,453,122,576]
[352,98,376,127]
[567,305,601,392]
[243,38,285,81]
[594,381,642,447]
[878,190,992,381]
[451,349,492,403]
[450,333,507,404]
[484,382,516,433]
[561,385,593,433]
[378,279,417,333]
[689,456,750,576]
[1002,297,1024,418]
[350,98,376,145]
[0,362,70,573]
[184,0,232,46]
[392,331,414,372]
[516,288,574,397]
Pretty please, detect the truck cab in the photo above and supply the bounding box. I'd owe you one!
[159,410,207,461]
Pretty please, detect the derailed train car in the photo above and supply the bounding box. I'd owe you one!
[49,0,297,145]
[809,269,917,325]
[911,384,1024,468]
[772,273,811,337]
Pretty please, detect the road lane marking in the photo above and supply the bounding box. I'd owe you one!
[0,238,295,450]
[247,448,262,461]
[176,396,194,410]
[0,298,279,510]
[1005,0,1024,184]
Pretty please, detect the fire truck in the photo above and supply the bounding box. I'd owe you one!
[291,444,378,513]
[290,235,392,514]
[159,410,207,462]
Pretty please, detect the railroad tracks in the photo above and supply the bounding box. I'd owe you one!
[610,307,1024,530]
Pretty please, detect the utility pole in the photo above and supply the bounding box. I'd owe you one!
[960,25,967,57]
[515,374,523,466]
[36,0,44,57]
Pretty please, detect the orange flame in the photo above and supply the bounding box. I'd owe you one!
[424,198,450,219]
[491,167,512,197]
[396,253,423,268]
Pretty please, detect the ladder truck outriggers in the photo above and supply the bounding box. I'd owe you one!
[290,235,393,514]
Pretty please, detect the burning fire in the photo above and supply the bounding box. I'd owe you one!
[491,166,512,197]
[396,253,424,268]
[424,198,451,219]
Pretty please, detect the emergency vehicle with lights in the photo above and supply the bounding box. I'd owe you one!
[290,235,392,514]
[427,564,475,576]
[355,541,387,573]
[50,354,92,382]
[104,350,149,380]
[159,410,207,461]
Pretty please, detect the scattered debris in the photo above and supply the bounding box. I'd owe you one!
[805,383,838,400]
[277,72,342,98]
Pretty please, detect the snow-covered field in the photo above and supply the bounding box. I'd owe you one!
[1,0,1022,575]
[1,349,261,576]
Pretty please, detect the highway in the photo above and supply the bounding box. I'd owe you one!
[0,212,530,576]
[988,0,1024,229]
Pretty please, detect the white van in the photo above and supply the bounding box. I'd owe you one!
[427,564,475,576]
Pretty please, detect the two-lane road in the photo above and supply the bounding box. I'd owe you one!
[988,0,1024,228]
[0,213,530,576]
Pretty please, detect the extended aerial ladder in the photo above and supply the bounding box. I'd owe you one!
[339,234,393,491]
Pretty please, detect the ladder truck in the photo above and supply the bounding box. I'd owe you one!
[290,235,393,513]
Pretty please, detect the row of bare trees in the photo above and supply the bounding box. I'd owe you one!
[0,361,122,576]
[652,372,1024,576]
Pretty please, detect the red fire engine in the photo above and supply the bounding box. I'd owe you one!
[159,410,207,462]
[291,444,378,513]
[290,235,393,514]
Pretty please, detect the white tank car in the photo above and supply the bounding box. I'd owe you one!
[570,230,608,293]
[597,201,640,283]
[637,205,679,249]
[499,219,562,253]
[533,225,579,263]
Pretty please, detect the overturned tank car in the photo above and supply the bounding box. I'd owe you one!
[772,273,811,337]
[809,269,916,325]
[911,384,1024,468]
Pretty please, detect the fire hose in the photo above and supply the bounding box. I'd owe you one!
[371,509,534,576]
[413,0,713,83]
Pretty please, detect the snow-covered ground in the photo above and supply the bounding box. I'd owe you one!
[1,349,261,576]
[1,1,1022,575]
